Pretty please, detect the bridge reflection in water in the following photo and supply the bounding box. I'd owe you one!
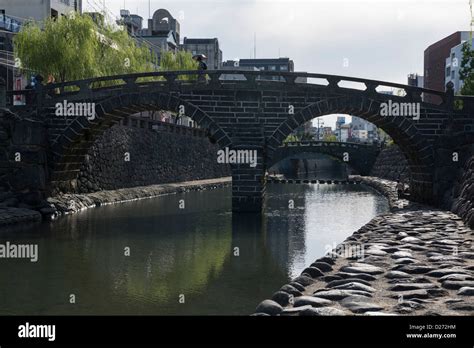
[0,185,388,315]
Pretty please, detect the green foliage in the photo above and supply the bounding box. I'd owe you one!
[14,13,157,83]
[323,134,337,142]
[459,41,474,96]
[159,51,198,80]
[301,132,314,141]
[283,134,300,143]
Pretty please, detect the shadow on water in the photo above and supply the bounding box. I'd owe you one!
[0,184,388,315]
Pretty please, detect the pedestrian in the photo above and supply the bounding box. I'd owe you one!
[396,179,404,199]
[193,54,208,83]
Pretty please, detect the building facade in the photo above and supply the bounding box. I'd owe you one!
[118,10,143,36]
[181,38,223,70]
[424,31,470,102]
[445,37,474,95]
[407,73,424,88]
[138,9,180,61]
[0,0,82,22]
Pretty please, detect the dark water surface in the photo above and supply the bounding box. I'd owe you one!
[0,184,388,315]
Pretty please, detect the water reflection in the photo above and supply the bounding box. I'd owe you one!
[0,184,388,315]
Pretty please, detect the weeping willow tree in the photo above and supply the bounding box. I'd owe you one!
[14,13,157,84]
[159,50,198,80]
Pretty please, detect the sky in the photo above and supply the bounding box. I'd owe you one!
[84,0,471,128]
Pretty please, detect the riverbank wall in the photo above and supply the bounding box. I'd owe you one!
[0,118,230,226]
[254,176,474,316]
[76,123,230,193]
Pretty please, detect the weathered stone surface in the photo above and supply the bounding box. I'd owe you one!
[280,305,313,315]
[457,287,474,296]
[390,290,430,300]
[255,300,283,315]
[280,284,303,297]
[292,275,314,287]
[385,270,413,279]
[302,267,324,278]
[313,289,372,300]
[300,307,347,316]
[326,278,372,288]
[388,283,437,291]
[271,291,293,306]
[332,282,376,293]
[335,272,377,281]
[426,268,469,278]
[341,299,384,313]
[441,281,474,290]
[293,296,332,308]
[310,262,333,272]
[397,265,434,274]
[340,264,383,275]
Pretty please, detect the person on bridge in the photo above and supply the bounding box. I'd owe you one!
[396,179,404,200]
[193,54,208,83]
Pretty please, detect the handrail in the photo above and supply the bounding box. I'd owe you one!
[6,70,447,98]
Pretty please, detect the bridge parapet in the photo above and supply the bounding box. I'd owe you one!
[6,70,459,111]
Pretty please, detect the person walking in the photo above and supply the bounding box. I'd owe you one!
[193,54,208,83]
[396,179,404,199]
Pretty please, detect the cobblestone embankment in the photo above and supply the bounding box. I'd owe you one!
[0,177,231,226]
[254,176,474,316]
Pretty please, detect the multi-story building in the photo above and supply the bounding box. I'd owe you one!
[238,58,294,81]
[181,38,222,70]
[0,1,82,104]
[0,0,82,22]
[351,116,377,142]
[0,12,21,92]
[117,9,143,36]
[407,73,424,88]
[424,31,470,102]
[445,37,474,95]
[138,9,180,61]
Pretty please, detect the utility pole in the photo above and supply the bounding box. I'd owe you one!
[316,119,324,140]
[254,33,256,59]
[470,0,473,41]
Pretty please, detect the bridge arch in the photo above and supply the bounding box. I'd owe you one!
[50,91,232,193]
[267,96,435,204]
[268,142,381,176]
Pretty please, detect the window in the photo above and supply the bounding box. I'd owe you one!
[269,65,276,71]
[451,70,455,79]
[280,66,288,71]
[446,67,450,78]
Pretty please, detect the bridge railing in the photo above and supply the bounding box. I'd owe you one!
[5,70,466,111]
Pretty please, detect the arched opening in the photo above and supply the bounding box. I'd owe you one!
[48,91,232,194]
[267,97,434,205]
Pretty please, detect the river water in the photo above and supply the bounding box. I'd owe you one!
[0,183,388,315]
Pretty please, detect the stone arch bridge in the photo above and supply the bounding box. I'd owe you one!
[269,140,381,176]
[4,70,474,212]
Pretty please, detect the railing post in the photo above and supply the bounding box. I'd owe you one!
[0,77,5,108]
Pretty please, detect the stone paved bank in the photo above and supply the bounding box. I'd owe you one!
[254,176,474,316]
[47,177,231,216]
[0,177,231,225]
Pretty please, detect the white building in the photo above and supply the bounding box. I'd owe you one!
[445,37,474,94]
